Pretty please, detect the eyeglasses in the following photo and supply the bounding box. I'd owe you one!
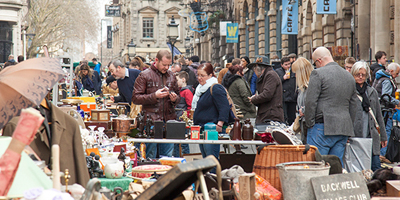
[355,73,367,78]
[198,74,209,78]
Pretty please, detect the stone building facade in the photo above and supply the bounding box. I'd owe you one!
[192,0,400,66]
[0,0,27,63]
[110,0,187,63]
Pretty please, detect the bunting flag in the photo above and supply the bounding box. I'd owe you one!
[282,0,298,35]
[316,0,336,14]
[166,42,182,55]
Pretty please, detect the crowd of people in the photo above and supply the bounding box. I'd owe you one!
[47,47,400,172]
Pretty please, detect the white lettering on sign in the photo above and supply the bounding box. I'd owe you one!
[321,181,360,192]
[324,0,330,11]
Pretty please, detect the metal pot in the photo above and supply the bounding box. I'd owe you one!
[112,117,134,132]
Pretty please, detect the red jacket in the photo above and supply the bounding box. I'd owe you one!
[132,64,180,121]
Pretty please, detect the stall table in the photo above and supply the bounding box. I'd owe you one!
[127,138,265,145]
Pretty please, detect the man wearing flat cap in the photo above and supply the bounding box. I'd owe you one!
[248,61,284,124]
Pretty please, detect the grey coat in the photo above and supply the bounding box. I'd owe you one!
[305,62,358,136]
[353,86,387,155]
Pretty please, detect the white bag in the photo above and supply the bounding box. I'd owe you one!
[343,137,372,173]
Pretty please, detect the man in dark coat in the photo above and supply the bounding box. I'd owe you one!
[275,56,297,125]
[248,61,284,124]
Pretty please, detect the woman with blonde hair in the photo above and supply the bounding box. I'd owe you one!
[291,57,314,143]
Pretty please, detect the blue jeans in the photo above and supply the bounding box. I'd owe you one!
[141,143,174,159]
[381,112,392,156]
[199,144,220,173]
[173,144,190,157]
[371,155,381,171]
[307,123,348,165]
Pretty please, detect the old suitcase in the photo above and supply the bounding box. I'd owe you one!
[166,120,186,139]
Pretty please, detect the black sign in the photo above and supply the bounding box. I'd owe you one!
[311,172,370,200]
[107,26,112,49]
[105,5,121,17]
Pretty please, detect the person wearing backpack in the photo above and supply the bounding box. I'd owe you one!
[192,63,230,164]
[372,63,400,157]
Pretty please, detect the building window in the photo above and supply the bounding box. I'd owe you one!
[0,22,13,63]
[143,18,154,38]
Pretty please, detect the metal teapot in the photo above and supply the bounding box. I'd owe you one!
[116,105,126,116]
[99,186,123,200]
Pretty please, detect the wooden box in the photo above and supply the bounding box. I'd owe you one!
[386,180,400,197]
[239,173,256,200]
[84,121,112,131]
[91,109,110,121]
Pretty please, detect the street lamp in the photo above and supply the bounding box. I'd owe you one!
[167,15,179,63]
[127,39,136,61]
[184,36,190,57]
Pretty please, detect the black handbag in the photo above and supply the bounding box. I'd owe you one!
[385,121,400,162]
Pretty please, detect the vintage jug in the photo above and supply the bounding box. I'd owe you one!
[242,119,254,140]
[230,118,242,140]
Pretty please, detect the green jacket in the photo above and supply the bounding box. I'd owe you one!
[222,73,256,119]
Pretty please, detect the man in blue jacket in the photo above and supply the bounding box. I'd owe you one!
[372,63,400,156]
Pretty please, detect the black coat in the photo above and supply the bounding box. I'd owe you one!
[370,62,385,84]
[275,67,297,103]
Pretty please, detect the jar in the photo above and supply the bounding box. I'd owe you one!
[230,118,242,140]
[242,119,254,140]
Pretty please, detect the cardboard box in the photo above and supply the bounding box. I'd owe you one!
[387,180,400,197]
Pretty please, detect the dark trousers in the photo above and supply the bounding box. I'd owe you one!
[283,102,297,125]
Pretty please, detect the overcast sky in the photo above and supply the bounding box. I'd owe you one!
[85,0,113,55]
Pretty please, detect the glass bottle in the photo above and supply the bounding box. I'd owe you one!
[77,104,85,118]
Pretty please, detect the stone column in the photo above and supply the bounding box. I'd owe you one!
[257,5,266,56]
[395,0,400,63]
[269,1,277,57]
[370,0,375,55]
[322,15,335,47]
[311,14,323,48]
[357,0,371,61]
[374,0,390,54]
[247,5,256,60]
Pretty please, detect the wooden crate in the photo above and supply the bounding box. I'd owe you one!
[387,180,400,197]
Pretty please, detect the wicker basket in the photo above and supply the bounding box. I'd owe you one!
[253,145,317,192]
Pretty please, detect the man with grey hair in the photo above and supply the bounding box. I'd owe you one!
[305,46,358,164]
[108,59,141,104]
[372,62,400,157]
